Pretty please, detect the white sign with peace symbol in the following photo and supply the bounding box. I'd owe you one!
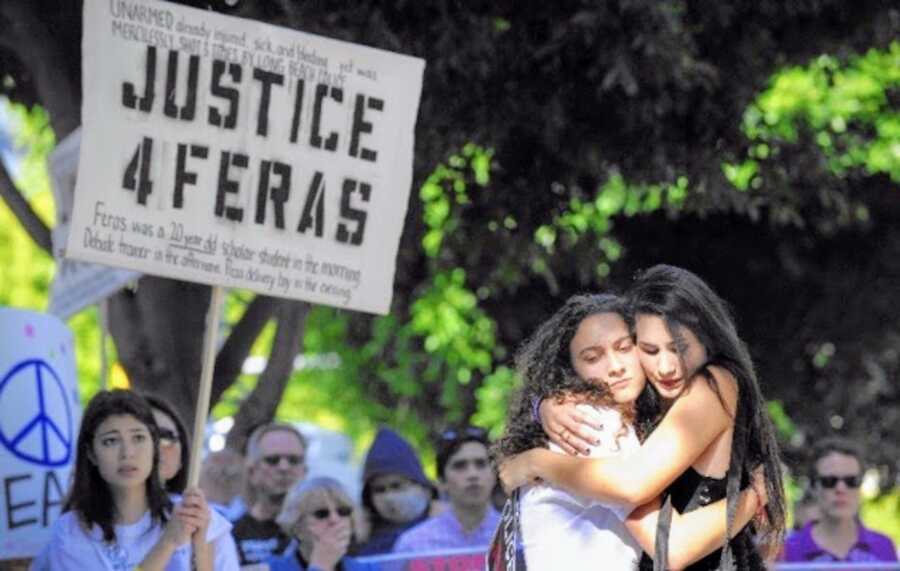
[0,307,82,561]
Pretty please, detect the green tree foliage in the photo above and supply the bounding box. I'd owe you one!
[0,100,104,399]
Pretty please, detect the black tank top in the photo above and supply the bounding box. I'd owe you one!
[639,467,764,571]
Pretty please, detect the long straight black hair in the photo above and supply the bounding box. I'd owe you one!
[64,389,172,542]
[629,264,786,564]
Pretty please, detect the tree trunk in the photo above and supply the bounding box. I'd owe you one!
[227,300,309,452]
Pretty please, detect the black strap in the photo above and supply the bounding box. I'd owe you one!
[486,488,526,571]
[653,493,673,571]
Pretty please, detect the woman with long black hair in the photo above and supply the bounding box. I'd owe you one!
[501,265,786,570]
[494,292,767,570]
[46,389,239,570]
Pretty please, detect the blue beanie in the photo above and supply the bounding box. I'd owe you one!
[362,427,433,493]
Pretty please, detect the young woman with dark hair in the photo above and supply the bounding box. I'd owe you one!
[47,389,239,570]
[501,266,786,570]
[495,293,767,570]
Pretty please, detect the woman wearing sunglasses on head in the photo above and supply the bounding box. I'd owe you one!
[143,394,241,568]
[265,477,363,571]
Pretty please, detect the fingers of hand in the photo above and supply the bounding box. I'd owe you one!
[558,441,580,456]
[557,425,591,456]
[181,490,208,509]
[176,512,205,530]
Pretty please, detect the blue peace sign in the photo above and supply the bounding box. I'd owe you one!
[0,358,74,467]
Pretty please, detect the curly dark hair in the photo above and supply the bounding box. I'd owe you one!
[628,264,786,563]
[64,390,172,542]
[494,293,651,461]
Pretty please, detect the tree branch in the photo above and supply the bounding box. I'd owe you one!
[227,301,308,452]
[0,1,79,138]
[211,294,279,405]
[0,159,52,253]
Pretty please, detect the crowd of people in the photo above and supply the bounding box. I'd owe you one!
[27,390,505,571]
[25,264,899,570]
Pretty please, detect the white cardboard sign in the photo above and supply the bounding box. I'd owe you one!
[68,0,425,314]
[47,128,140,320]
[0,308,81,560]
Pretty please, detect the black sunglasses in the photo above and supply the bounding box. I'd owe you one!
[158,428,180,446]
[816,475,861,489]
[310,506,353,520]
[262,454,304,467]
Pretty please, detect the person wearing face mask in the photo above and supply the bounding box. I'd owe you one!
[781,438,897,562]
[353,427,437,556]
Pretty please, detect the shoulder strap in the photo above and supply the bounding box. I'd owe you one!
[653,493,672,571]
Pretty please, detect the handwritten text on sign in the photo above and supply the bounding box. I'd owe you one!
[68,0,425,314]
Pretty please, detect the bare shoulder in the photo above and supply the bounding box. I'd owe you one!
[673,365,738,417]
[701,364,739,413]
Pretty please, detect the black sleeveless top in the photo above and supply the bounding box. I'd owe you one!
[638,467,764,571]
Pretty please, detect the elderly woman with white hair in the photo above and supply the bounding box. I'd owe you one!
[264,477,364,571]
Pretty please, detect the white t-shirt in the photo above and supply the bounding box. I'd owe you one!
[520,404,641,571]
[45,500,239,571]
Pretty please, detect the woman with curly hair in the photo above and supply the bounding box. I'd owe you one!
[500,266,786,570]
[495,293,766,570]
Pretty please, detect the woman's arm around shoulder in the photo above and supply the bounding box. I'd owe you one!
[501,368,737,504]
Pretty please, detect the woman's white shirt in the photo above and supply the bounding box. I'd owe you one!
[520,404,641,571]
[46,499,239,571]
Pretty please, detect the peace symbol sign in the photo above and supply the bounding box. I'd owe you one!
[0,358,74,467]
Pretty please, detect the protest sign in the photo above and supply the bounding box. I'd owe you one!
[68,0,425,315]
[47,127,140,320]
[0,308,81,560]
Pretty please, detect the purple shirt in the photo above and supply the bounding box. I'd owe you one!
[782,521,898,562]
[392,507,500,553]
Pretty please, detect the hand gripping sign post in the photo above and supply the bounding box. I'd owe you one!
[67,0,425,487]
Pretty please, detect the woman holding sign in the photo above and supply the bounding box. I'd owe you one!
[47,389,239,570]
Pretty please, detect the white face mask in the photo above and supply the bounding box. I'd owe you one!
[372,486,430,523]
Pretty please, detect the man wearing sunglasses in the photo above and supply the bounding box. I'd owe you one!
[781,437,897,562]
[233,422,309,566]
[393,426,500,555]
